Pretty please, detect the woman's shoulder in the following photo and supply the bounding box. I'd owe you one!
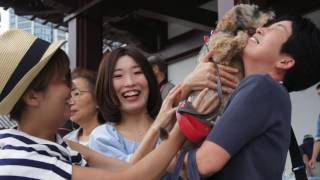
[90,123,140,147]
[91,122,120,139]
[63,128,81,142]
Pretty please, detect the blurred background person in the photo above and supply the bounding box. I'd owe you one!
[300,134,318,177]
[309,84,320,178]
[148,55,175,100]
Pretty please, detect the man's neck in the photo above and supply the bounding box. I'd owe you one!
[80,115,100,137]
[244,64,284,82]
[118,112,153,131]
[18,120,57,142]
[18,111,61,141]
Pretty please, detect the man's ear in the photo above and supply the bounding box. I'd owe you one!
[276,55,295,70]
[23,90,42,107]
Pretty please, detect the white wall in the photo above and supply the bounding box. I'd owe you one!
[168,55,198,85]
[0,8,9,34]
[167,23,193,39]
[291,86,320,142]
[305,9,320,28]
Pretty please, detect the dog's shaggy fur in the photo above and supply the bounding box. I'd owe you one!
[189,4,275,126]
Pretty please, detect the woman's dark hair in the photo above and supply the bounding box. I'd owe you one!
[96,47,162,123]
[277,15,320,92]
[71,68,105,124]
[10,49,70,121]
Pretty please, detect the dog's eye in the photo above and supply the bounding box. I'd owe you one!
[248,28,256,36]
[263,19,275,27]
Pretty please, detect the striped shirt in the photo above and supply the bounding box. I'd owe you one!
[0,116,16,129]
[0,128,87,179]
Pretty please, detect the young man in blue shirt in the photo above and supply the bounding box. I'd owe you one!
[183,15,320,180]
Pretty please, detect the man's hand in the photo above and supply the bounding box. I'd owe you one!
[191,88,220,115]
[180,50,239,100]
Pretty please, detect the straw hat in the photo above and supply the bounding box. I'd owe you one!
[0,29,66,115]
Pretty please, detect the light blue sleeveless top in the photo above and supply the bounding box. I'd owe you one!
[89,122,161,162]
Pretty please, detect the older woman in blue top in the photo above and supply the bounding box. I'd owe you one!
[64,68,105,146]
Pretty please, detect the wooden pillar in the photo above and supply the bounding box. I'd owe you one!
[68,0,102,71]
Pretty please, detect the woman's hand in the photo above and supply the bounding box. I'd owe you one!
[180,50,239,100]
[130,86,182,164]
[152,85,182,130]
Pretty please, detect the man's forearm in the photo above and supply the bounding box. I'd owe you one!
[196,141,230,177]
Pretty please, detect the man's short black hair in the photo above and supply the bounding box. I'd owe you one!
[279,15,320,92]
[148,55,168,75]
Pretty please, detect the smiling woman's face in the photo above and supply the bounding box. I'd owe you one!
[112,55,149,114]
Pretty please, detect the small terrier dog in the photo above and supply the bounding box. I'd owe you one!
[187,4,275,129]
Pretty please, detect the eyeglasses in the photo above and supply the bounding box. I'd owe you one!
[71,88,90,99]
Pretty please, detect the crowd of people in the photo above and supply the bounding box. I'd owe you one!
[0,12,320,180]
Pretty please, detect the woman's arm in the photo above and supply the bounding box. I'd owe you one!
[126,124,185,179]
[130,85,181,164]
[72,123,185,180]
[129,125,160,164]
[67,140,129,171]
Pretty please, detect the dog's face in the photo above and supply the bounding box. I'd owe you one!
[216,4,275,36]
[198,4,275,64]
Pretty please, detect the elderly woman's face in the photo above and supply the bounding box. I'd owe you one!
[69,78,97,125]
